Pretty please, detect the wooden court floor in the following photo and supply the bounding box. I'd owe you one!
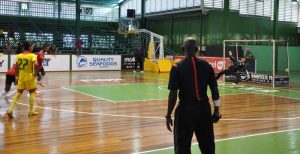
[1,71,300,154]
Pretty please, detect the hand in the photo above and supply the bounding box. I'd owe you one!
[14,79,18,85]
[166,116,173,132]
[228,51,232,56]
[212,110,222,123]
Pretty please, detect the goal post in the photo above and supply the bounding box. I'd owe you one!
[223,39,290,88]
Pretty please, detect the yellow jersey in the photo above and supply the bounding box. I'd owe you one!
[16,52,37,82]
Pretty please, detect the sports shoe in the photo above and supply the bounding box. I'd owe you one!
[6,111,13,119]
[39,82,45,87]
[140,71,144,73]
[133,70,137,73]
[28,111,39,117]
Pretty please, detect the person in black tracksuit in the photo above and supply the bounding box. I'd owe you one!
[134,47,144,72]
[166,37,222,154]
[216,51,246,84]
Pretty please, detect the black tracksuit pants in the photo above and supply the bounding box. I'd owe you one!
[174,102,215,154]
[134,57,144,71]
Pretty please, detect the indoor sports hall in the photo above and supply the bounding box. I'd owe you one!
[1,0,300,154]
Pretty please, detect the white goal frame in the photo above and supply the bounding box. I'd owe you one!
[223,39,290,88]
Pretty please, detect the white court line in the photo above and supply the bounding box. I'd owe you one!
[14,100,300,121]
[135,127,300,154]
[16,102,165,120]
[62,87,116,103]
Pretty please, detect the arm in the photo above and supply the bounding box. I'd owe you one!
[34,60,38,75]
[166,90,177,117]
[166,65,180,132]
[208,65,222,123]
[15,63,19,80]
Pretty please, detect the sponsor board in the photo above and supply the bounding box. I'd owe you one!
[10,54,70,71]
[121,55,137,69]
[173,56,230,73]
[43,55,70,71]
[225,72,289,87]
[0,55,8,72]
[72,55,121,71]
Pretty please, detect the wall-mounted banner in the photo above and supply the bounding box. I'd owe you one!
[121,55,137,69]
[0,55,8,72]
[43,55,70,71]
[72,55,121,71]
[173,56,231,73]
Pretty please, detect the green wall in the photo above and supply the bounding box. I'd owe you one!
[245,45,300,73]
[147,10,299,52]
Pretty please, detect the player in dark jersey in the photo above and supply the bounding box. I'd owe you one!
[36,44,50,90]
[166,37,221,154]
[216,51,247,84]
[0,64,17,100]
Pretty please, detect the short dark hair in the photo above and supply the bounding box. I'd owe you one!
[182,37,198,56]
[23,41,32,51]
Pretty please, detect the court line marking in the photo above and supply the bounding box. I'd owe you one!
[135,127,300,154]
[64,83,168,103]
[14,100,300,121]
[62,87,116,103]
[222,84,300,101]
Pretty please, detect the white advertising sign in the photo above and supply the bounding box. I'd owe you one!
[43,55,70,71]
[0,55,8,73]
[72,55,121,71]
[10,55,70,71]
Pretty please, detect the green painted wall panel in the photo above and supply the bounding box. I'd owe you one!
[147,10,299,52]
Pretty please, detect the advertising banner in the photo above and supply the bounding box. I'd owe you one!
[173,56,231,73]
[0,55,8,72]
[121,55,136,69]
[72,55,121,71]
[225,72,289,87]
[43,55,70,71]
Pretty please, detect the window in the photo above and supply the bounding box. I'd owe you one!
[63,34,75,48]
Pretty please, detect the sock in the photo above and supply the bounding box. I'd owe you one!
[8,92,21,113]
[29,92,36,113]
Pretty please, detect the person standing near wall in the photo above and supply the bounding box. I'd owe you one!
[0,27,5,44]
[133,47,145,73]
[166,37,222,154]
[75,38,83,56]
[245,48,254,59]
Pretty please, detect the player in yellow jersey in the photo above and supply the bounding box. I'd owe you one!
[7,41,39,118]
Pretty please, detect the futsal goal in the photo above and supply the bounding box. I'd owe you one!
[223,40,290,88]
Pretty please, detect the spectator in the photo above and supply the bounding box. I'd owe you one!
[0,27,5,43]
[245,48,254,59]
[75,38,83,55]
[16,42,23,54]
[7,27,15,41]
[5,41,12,54]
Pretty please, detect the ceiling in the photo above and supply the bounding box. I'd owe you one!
[81,0,124,6]
[33,0,125,7]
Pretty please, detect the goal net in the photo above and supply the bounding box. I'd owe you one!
[223,40,290,88]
